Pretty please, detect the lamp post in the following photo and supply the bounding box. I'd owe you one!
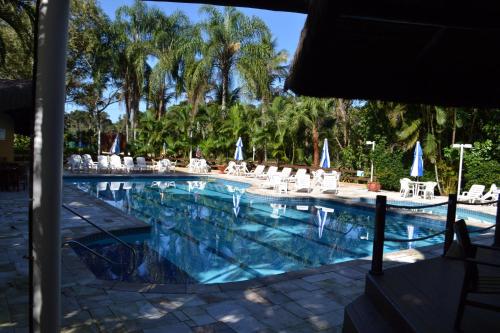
[366,141,376,182]
[452,143,472,195]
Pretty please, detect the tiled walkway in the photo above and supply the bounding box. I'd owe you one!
[0,174,495,332]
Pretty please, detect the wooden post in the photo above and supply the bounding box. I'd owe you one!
[493,199,500,247]
[443,194,457,255]
[370,195,386,275]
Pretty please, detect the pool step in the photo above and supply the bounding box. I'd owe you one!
[343,295,396,333]
[343,256,500,333]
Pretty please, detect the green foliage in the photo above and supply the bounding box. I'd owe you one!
[13,134,30,154]
[463,140,500,189]
[372,139,407,191]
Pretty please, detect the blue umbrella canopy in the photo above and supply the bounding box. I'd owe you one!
[234,137,244,161]
[320,138,330,168]
[410,141,424,177]
[110,134,120,154]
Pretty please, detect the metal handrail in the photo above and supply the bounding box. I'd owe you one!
[62,204,137,271]
[63,240,125,266]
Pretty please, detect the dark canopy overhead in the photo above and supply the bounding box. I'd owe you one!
[0,79,32,135]
[149,0,310,13]
[285,0,500,107]
[158,0,500,107]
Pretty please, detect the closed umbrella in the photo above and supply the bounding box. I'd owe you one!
[234,137,244,161]
[110,134,120,154]
[410,141,423,178]
[161,142,167,157]
[320,138,330,168]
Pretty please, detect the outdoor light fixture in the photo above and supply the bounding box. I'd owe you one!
[366,141,376,182]
[452,143,472,195]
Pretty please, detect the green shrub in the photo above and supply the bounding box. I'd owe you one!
[463,140,500,189]
[372,140,407,191]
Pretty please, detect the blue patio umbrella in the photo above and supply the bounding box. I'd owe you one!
[410,141,424,178]
[234,137,244,161]
[320,138,330,168]
[110,134,120,154]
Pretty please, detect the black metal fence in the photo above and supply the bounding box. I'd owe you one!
[369,195,500,275]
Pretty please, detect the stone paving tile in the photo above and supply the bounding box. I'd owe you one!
[192,322,236,333]
[143,322,193,333]
[307,310,344,331]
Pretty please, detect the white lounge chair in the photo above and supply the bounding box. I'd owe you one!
[320,174,339,194]
[136,157,149,171]
[279,167,293,181]
[109,155,125,172]
[246,165,265,177]
[82,154,98,172]
[480,184,498,203]
[295,174,311,193]
[154,159,171,173]
[288,168,307,183]
[258,166,278,180]
[123,157,136,173]
[68,154,82,172]
[312,169,325,187]
[199,159,211,173]
[459,184,485,203]
[97,155,110,172]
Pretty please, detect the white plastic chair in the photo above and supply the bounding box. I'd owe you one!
[480,184,498,203]
[82,154,97,172]
[258,166,278,180]
[136,157,149,171]
[97,155,109,172]
[288,168,307,183]
[421,181,437,199]
[320,174,339,194]
[312,169,325,187]
[246,165,265,177]
[224,161,237,175]
[459,185,485,203]
[68,154,82,172]
[295,174,311,193]
[400,178,413,197]
[109,155,125,172]
[123,157,136,173]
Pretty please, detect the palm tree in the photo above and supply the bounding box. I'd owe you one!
[199,5,270,112]
[114,0,159,141]
[288,97,334,167]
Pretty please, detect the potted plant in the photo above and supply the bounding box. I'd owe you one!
[367,180,381,192]
[215,156,226,173]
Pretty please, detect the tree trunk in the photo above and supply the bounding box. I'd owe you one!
[221,65,229,112]
[312,124,319,167]
[434,163,442,194]
[451,108,457,145]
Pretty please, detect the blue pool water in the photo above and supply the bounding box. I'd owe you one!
[67,177,493,284]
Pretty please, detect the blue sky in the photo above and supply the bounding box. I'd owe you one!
[67,1,306,122]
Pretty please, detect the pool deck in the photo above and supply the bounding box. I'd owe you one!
[0,170,496,332]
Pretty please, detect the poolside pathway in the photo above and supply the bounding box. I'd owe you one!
[0,178,495,332]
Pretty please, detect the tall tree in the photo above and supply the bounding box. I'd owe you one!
[199,5,270,112]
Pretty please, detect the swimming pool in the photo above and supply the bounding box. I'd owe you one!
[67,177,492,284]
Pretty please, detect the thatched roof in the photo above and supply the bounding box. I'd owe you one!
[0,79,32,135]
[285,0,500,107]
[159,0,500,107]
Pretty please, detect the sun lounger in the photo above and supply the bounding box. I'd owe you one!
[320,174,339,194]
[258,166,278,180]
[109,155,125,172]
[97,155,110,172]
[82,154,98,172]
[136,157,149,171]
[295,174,311,193]
[68,154,82,172]
[246,165,265,177]
[480,184,498,203]
[288,168,307,183]
[123,157,136,173]
[458,184,485,203]
[224,161,237,175]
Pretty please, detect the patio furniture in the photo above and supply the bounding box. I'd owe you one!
[295,174,311,193]
[312,169,325,187]
[136,157,149,172]
[279,167,293,181]
[123,157,136,173]
[82,154,98,172]
[459,184,485,203]
[109,155,125,172]
[224,161,237,175]
[68,154,82,172]
[419,181,437,199]
[453,219,500,330]
[97,155,110,172]
[234,162,248,176]
[480,184,498,203]
[399,178,413,197]
[258,166,278,180]
[246,165,265,177]
[320,174,339,194]
[288,168,307,183]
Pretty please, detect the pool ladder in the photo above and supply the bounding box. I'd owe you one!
[62,204,137,274]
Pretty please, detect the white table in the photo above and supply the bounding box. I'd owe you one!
[408,181,426,198]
